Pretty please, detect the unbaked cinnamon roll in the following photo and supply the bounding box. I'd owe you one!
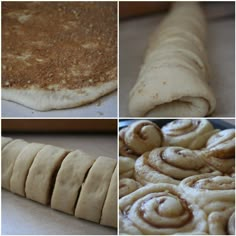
[208,208,235,235]
[202,129,235,174]
[119,128,138,158]
[120,120,163,156]
[206,129,235,158]
[119,156,135,179]
[135,146,216,185]
[119,178,141,198]
[119,183,208,235]
[162,119,217,149]
[180,172,235,214]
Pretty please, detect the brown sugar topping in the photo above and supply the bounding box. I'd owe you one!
[2,2,117,90]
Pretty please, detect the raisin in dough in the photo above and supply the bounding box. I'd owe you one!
[2,137,13,149]
[100,166,117,227]
[75,156,116,223]
[25,145,68,205]
[10,142,45,196]
[51,150,94,214]
[2,139,28,190]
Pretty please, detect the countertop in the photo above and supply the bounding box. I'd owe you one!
[119,3,235,117]
[2,134,117,235]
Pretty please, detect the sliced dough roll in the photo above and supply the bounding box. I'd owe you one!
[2,139,28,190]
[25,145,68,205]
[129,2,216,117]
[51,150,94,215]
[75,156,116,223]
[2,137,13,149]
[10,142,45,196]
[100,166,117,227]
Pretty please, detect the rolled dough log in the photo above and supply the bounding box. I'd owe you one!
[51,150,94,214]
[129,2,216,117]
[2,137,13,149]
[100,166,117,227]
[2,139,28,190]
[25,145,68,205]
[10,142,45,196]
[75,156,116,223]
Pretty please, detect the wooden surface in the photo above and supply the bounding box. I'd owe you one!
[2,119,117,133]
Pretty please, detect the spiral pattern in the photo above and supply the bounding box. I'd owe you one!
[206,129,235,158]
[135,147,215,185]
[119,156,135,179]
[119,184,207,235]
[180,172,235,214]
[119,128,138,158]
[162,119,216,149]
[123,120,163,155]
[119,178,141,199]
[208,208,235,235]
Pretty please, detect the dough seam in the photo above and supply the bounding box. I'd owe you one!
[72,164,94,215]
[98,164,116,223]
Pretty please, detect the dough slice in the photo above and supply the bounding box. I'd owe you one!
[100,165,117,227]
[75,156,116,223]
[2,139,28,190]
[10,142,45,196]
[51,150,94,214]
[2,137,13,149]
[25,145,68,205]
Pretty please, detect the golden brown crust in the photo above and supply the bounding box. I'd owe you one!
[2,2,117,90]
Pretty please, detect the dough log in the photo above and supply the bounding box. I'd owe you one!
[129,2,216,117]
[1,137,117,228]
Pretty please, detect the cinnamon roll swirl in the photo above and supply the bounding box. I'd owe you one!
[201,129,235,174]
[208,208,235,235]
[119,156,135,179]
[119,120,163,157]
[119,178,141,199]
[180,172,235,214]
[162,119,216,149]
[119,184,208,235]
[119,128,138,158]
[135,147,215,185]
[206,129,235,158]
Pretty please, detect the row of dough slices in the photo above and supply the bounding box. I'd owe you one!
[1,137,117,228]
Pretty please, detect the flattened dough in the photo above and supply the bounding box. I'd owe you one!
[10,142,45,196]
[75,156,116,223]
[2,137,13,149]
[100,166,117,227]
[25,145,68,205]
[2,2,117,111]
[51,150,94,214]
[2,139,28,190]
